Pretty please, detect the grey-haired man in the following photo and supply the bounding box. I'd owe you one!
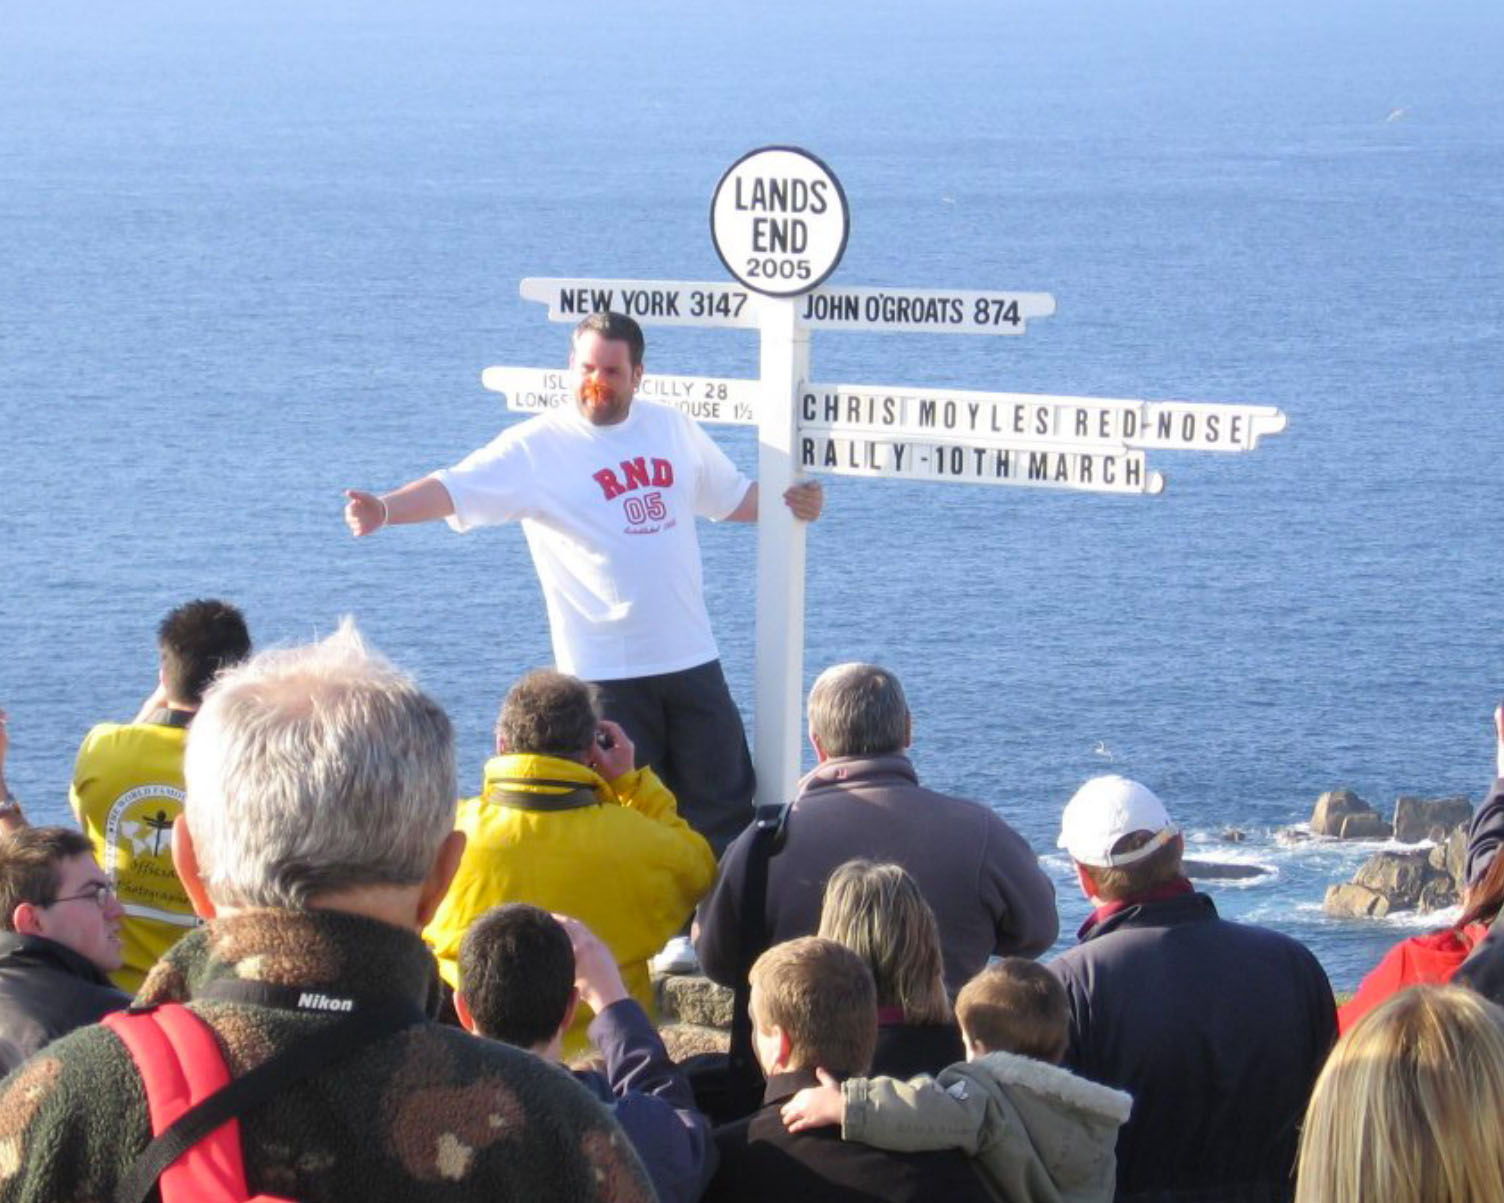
[0,623,653,1203]
[695,662,1057,994]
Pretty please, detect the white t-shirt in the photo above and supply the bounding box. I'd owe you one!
[433,400,751,681]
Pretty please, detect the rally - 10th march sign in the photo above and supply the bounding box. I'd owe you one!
[487,147,1288,805]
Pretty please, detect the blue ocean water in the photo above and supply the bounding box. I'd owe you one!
[3,0,1502,988]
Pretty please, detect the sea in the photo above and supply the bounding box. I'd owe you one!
[3,0,1502,991]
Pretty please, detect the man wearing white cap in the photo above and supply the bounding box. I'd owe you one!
[1048,775,1335,1203]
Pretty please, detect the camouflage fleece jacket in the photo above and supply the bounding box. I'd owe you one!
[0,907,654,1203]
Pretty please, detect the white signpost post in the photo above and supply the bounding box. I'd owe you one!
[489,147,1288,809]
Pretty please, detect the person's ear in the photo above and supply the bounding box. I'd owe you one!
[171,815,218,920]
[630,362,644,390]
[454,989,477,1035]
[495,729,508,756]
[773,1025,793,1074]
[1075,862,1099,902]
[560,986,580,1035]
[11,902,44,938]
[810,732,828,764]
[416,830,468,928]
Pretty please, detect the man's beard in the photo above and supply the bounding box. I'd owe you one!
[580,379,614,405]
[578,378,629,424]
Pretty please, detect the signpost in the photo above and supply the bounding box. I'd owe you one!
[491,146,1288,808]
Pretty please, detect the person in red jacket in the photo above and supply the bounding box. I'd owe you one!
[1339,705,1504,1033]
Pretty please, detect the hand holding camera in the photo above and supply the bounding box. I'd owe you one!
[589,718,635,780]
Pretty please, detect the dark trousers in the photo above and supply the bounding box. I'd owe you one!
[592,659,756,859]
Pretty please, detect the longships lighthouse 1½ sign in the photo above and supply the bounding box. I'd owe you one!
[486,146,1288,807]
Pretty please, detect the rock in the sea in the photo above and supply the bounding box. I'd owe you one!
[1426,824,1468,885]
[1324,883,1390,918]
[1183,859,1269,881]
[1221,828,1247,844]
[1443,824,1468,887]
[1392,795,1473,845]
[1418,876,1461,914]
[1338,812,1393,840]
[1325,843,1464,920]
[1352,850,1435,909]
[1312,789,1389,839]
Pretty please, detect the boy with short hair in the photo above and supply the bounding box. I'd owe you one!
[780,959,1132,1203]
[456,904,714,1203]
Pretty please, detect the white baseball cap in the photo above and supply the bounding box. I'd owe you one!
[1058,775,1179,868]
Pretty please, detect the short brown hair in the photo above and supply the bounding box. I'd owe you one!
[458,904,575,1048]
[573,312,645,366]
[0,827,94,930]
[955,959,1069,1064]
[158,599,251,707]
[496,670,598,758]
[1087,831,1184,902]
[749,937,876,1078]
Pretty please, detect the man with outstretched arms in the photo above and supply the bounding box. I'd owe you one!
[344,311,823,859]
[69,599,251,991]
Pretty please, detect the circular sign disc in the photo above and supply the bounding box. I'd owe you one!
[710,146,849,298]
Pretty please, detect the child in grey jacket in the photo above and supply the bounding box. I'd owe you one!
[780,959,1132,1203]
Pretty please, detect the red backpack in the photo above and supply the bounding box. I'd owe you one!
[103,992,422,1203]
[104,1005,294,1203]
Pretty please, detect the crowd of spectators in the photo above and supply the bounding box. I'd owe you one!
[4,601,1504,1203]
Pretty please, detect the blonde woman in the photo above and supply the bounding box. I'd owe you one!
[1296,985,1504,1203]
[818,859,964,1077]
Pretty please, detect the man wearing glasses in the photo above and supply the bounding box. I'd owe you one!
[0,827,129,1074]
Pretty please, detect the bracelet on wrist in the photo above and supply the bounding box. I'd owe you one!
[376,496,390,528]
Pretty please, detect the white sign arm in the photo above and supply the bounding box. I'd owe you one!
[482,365,758,426]
[519,278,760,329]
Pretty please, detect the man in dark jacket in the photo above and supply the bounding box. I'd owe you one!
[708,936,990,1202]
[456,903,715,1203]
[1048,775,1336,1203]
[695,663,1057,994]
[0,826,130,1074]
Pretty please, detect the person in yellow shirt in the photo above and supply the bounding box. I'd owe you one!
[425,669,716,1057]
[69,599,250,991]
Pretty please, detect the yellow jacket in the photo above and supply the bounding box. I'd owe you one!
[68,715,200,993]
[424,754,716,1057]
